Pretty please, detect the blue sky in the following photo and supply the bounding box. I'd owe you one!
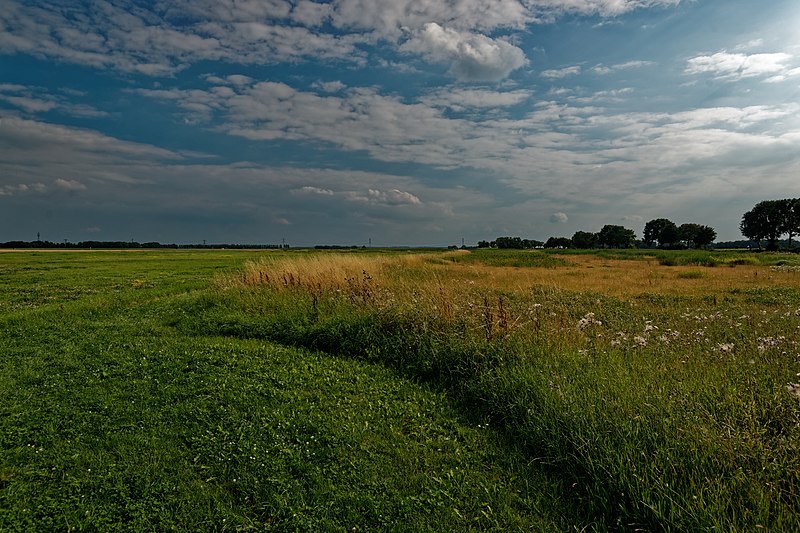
[2,0,800,246]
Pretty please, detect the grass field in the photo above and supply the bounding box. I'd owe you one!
[2,248,800,530]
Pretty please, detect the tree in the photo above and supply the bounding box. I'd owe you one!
[522,239,544,249]
[545,236,572,249]
[679,223,716,248]
[494,236,524,249]
[572,230,598,249]
[785,198,800,248]
[643,218,679,247]
[693,225,717,248]
[740,200,786,250]
[597,224,636,248]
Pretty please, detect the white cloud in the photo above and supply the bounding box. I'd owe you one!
[525,0,682,18]
[312,80,347,93]
[541,65,581,78]
[0,182,47,196]
[420,87,532,110]
[685,51,794,81]
[550,212,568,223]
[294,186,335,196]
[330,0,532,37]
[54,178,87,191]
[0,84,108,117]
[765,67,800,84]
[591,60,654,75]
[0,1,363,76]
[370,188,422,206]
[0,0,685,82]
[400,23,528,81]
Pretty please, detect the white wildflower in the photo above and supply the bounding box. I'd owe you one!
[577,312,602,331]
[717,343,735,354]
[786,383,800,399]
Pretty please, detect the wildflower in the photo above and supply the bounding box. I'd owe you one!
[717,343,734,354]
[758,336,785,353]
[786,383,800,399]
[643,320,658,333]
[577,312,602,331]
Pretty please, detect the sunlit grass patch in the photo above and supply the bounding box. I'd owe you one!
[210,249,800,530]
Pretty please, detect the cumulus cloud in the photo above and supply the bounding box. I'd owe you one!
[312,80,347,93]
[0,182,47,196]
[131,73,800,211]
[420,87,532,111]
[550,212,568,223]
[535,0,684,18]
[330,0,532,37]
[591,60,654,75]
[294,186,335,195]
[685,51,794,81]
[0,0,689,84]
[541,65,581,78]
[0,84,107,117]
[54,178,87,191]
[401,23,528,81]
[372,188,422,205]
[0,1,363,76]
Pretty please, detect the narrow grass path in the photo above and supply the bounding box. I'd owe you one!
[0,252,575,530]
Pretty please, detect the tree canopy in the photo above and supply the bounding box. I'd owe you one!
[643,218,680,247]
[597,225,636,248]
[571,231,598,249]
[740,199,800,250]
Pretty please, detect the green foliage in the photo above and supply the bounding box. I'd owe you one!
[448,249,572,268]
[597,224,637,248]
[0,252,568,531]
[544,237,573,249]
[488,236,543,249]
[741,198,800,249]
[4,250,800,531]
[644,218,679,247]
[571,231,598,249]
[189,251,800,531]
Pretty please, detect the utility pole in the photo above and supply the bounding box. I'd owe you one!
[37,232,40,243]
[368,237,371,248]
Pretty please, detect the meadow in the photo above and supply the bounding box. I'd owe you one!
[1,248,799,530]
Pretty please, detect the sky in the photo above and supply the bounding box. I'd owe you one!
[2,0,800,246]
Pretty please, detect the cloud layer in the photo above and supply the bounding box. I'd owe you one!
[4,0,800,245]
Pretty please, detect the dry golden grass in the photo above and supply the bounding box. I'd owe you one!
[492,254,800,298]
[228,251,800,302]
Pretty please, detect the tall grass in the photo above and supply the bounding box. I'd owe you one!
[195,250,800,531]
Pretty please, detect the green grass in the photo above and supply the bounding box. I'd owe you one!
[194,250,800,531]
[444,249,572,268]
[4,249,800,531]
[0,251,571,530]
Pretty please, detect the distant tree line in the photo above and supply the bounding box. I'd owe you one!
[479,224,639,250]
[0,240,289,250]
[642,219,716,249]
[478,219,718,251]
[740,198,800,250]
